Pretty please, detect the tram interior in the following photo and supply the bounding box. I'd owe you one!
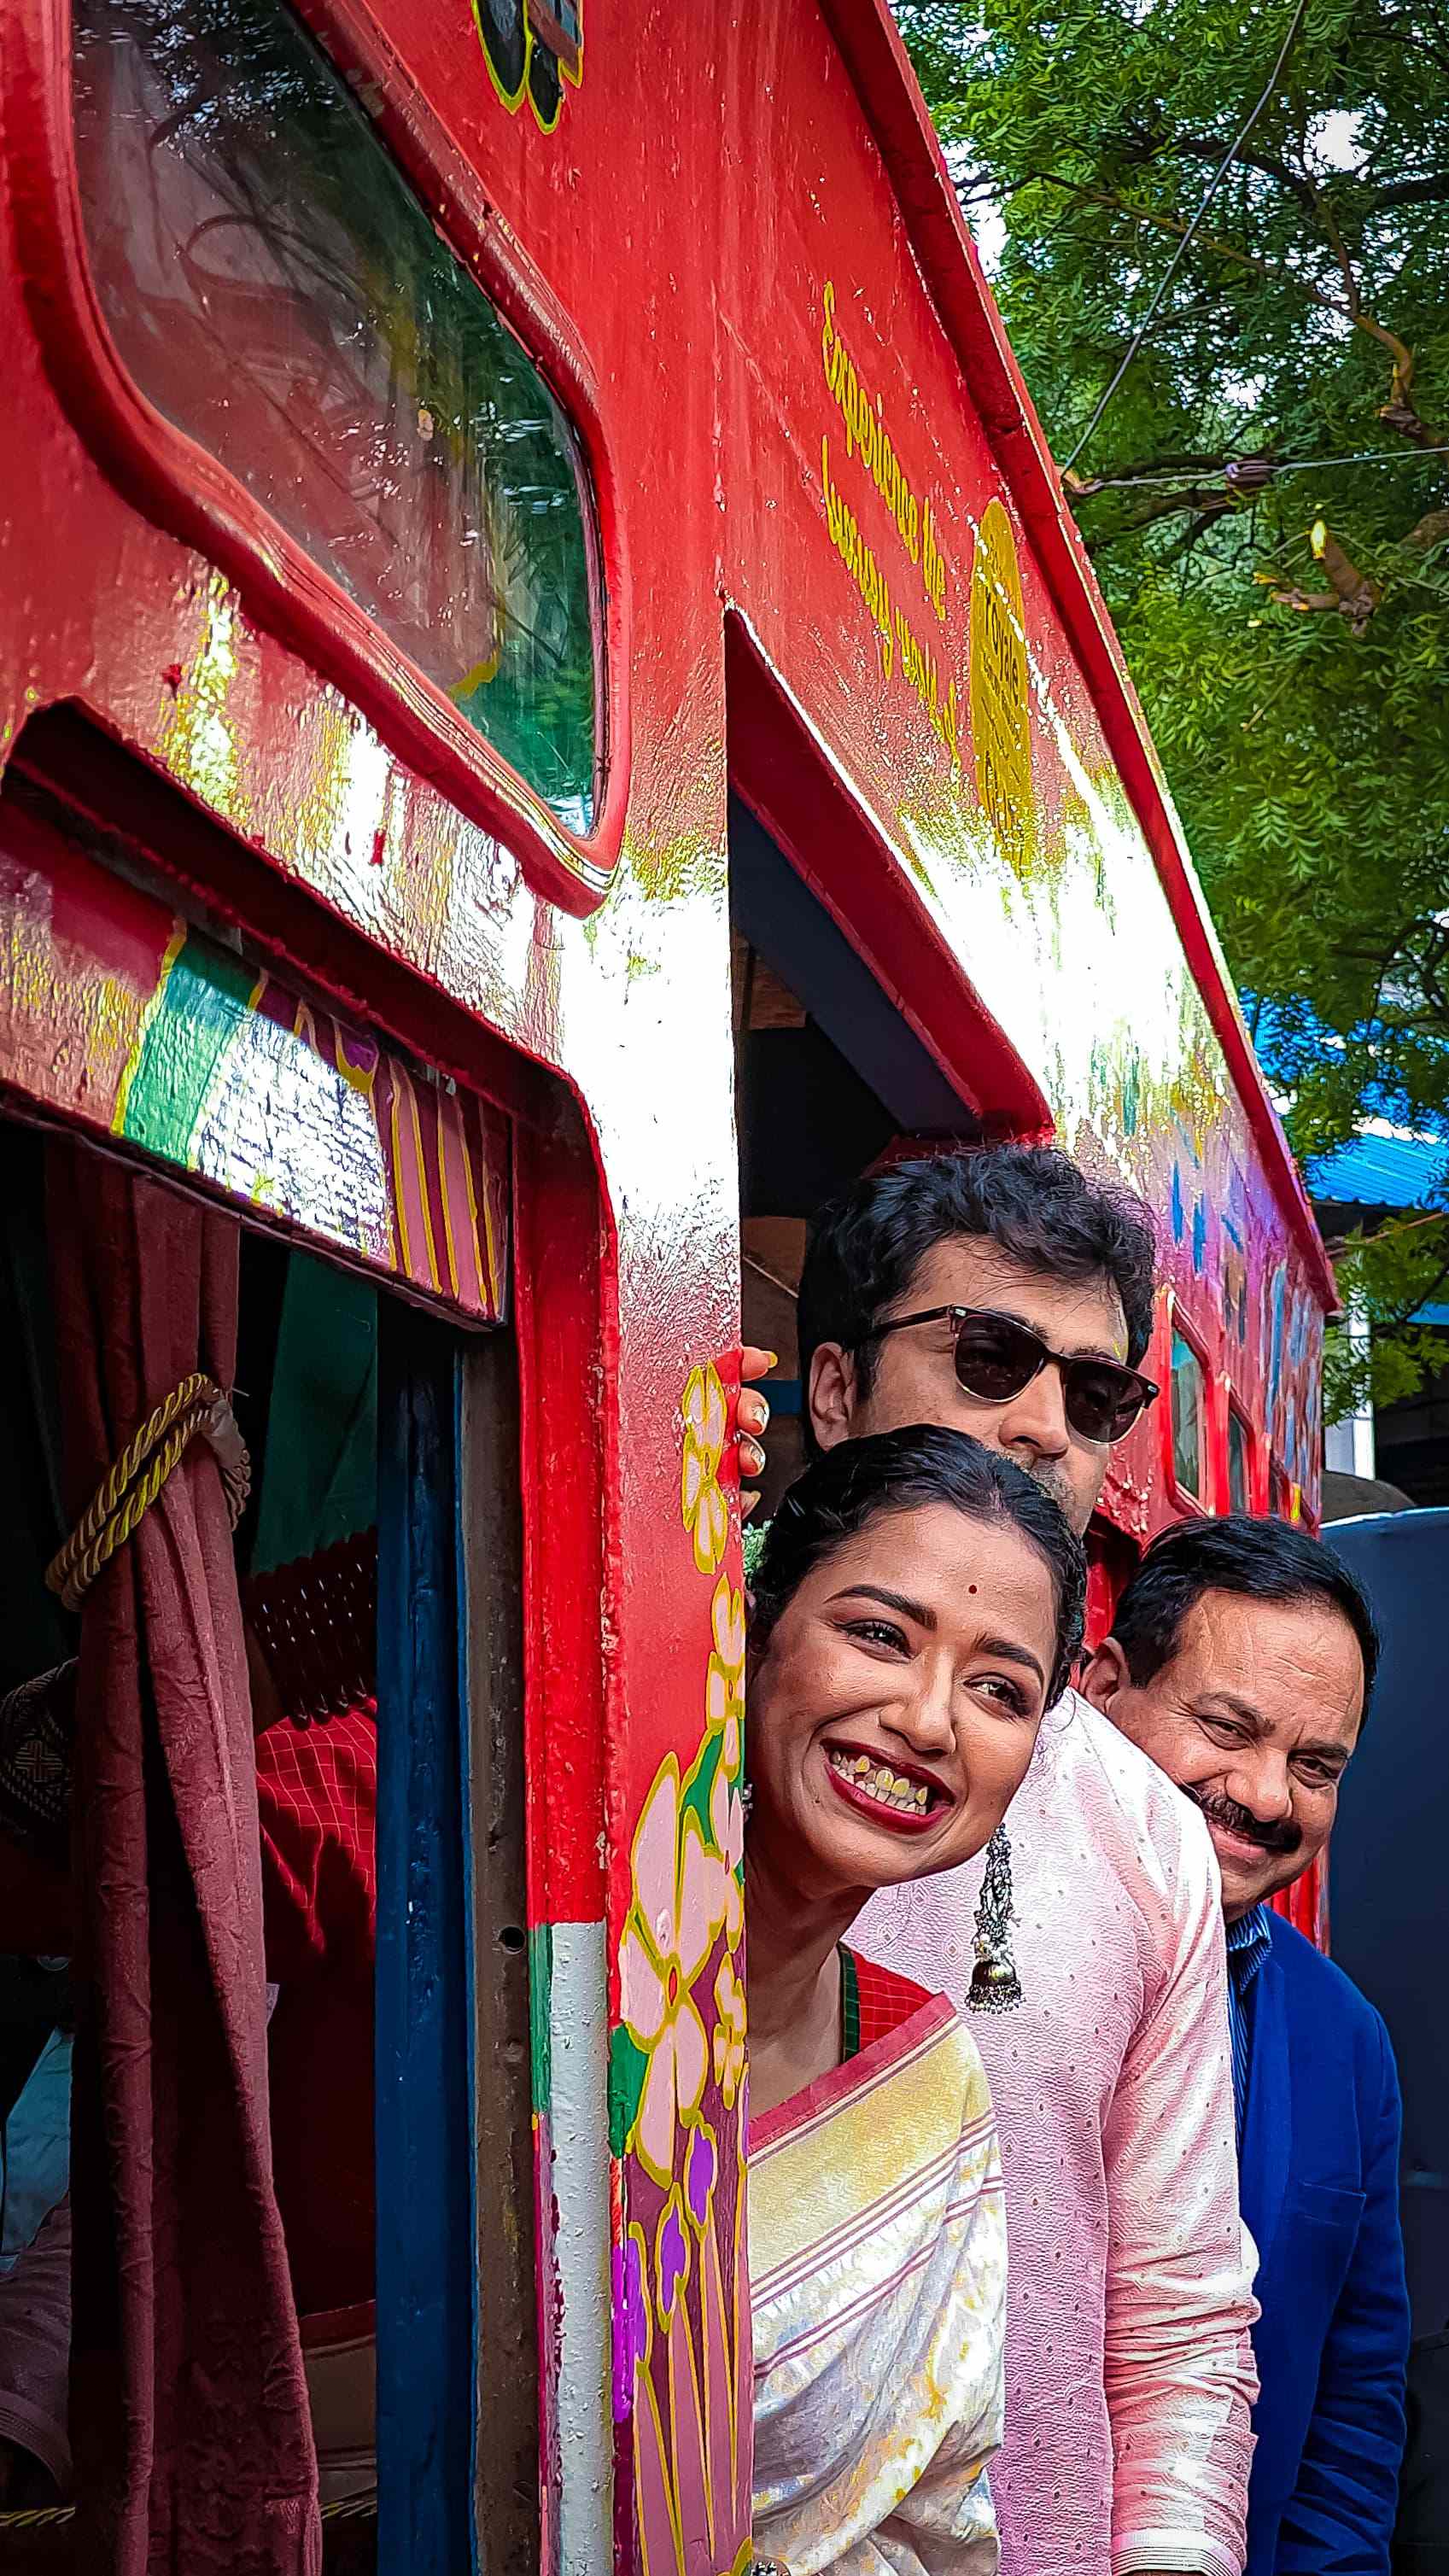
[729,793,984,1504]
[0,1114,383,2563]
[0,724,537,2572]
[728,790,1144,1635]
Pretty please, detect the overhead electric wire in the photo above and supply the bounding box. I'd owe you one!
[1061,0,1311,475]
[1075,443,1449,493]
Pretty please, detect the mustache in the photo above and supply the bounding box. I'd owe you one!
[1185,1784,1302,1858]
[1020,1457,1077,1516]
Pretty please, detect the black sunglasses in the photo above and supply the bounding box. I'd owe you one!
[860,1305,1160,1446]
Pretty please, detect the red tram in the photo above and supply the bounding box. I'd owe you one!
[0,1,1333,2569]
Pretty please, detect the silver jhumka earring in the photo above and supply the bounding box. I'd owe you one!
[967,1825,1022,2012]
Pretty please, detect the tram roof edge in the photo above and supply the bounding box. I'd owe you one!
[818,0,1338,1318]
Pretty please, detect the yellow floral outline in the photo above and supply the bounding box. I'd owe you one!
[681,1361,730,1575]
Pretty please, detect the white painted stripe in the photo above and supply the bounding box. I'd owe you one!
[548,1920,613,2576]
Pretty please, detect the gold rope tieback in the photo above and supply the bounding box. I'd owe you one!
[44,1372,252,1614]
[0,2496,377,2531]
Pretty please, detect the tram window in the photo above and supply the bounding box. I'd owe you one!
[1270,1457,1294,1520]
[72,0,599,832]
[1227,1405,1251,1514]
[1170,1333,1205,1502]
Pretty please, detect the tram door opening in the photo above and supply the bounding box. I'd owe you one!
[0,789,535,2573]
[729,793,980,1505]
[728,776,1144,1637]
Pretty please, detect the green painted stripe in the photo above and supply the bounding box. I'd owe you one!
[528,1920,553,2115]
[841,1942,861,2060]
[118,932,257,1167]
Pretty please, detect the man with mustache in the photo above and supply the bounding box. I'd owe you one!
[1084,1515,1411,2575]
[803,1146,1258,2576]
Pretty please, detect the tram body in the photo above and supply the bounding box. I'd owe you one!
[0,1,1333,2569]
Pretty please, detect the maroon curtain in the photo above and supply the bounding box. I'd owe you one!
[50,1146,319,2574]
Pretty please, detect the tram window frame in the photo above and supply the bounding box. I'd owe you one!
[1165,1317,1209,1511]
[14,0,627,913]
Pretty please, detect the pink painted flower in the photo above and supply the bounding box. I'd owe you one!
[712,1952,746,2109]
[681,1363,730,1575]
[620,1759,723,2183]
[709,1762,744,1948]
[704,1572,745,1778]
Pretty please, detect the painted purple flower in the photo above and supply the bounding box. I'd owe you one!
[685,2121,717,2233]
[611,2228,649,2421]
[657,2193,688,2321]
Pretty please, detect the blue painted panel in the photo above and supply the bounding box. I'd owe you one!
[376,1307,474,2572]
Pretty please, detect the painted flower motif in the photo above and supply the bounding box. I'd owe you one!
[704,1572,745,1779]
[710,1763,744,1948]
[620,1757,723,2184]
[712,1951,746,2108]
[657,2184,691,2322]
[681,1361,729,1576]
[611,2226,650,2424]
[685,2119,718,2238]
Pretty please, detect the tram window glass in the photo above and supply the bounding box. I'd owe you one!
[72,0,599,832]
[1270,1457,1293,1520]
[1170,1333,1205,1501]
[1227,1405,1251,1514]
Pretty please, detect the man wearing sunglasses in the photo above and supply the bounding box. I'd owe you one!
[804,1145,1257,2576]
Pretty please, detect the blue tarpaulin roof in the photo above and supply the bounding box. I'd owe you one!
[1309,1131,1449,1330]
[1310,1131,1449,1212]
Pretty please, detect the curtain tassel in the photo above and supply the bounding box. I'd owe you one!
[44,1373,251,1613]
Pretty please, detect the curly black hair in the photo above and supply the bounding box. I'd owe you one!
[796,1145,1158,1458]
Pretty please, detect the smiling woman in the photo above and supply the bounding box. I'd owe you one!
[743,1426,1085,2576]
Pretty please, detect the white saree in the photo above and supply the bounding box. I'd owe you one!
[750,1983,1006,2575]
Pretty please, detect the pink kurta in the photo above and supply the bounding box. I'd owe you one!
[857,1690,1257,2576]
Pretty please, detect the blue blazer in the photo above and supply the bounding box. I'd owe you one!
[1242,1913,1411,2575]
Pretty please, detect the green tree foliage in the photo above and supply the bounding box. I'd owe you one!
[898,0,1449,1406]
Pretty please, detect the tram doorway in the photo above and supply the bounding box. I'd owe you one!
[0,774,535,2573]
[729,792,983,1512]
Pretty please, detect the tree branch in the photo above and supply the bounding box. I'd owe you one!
[1164,505,1238,563]
[1075,485,1236,542]
[1367,171,1449,213]
[1159,131,1320,214]
[1261,528,1381,633]
[1027,171,1441,445]
[1407,506,1449,552]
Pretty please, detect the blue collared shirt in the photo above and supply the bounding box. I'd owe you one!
[1224,1901,1273,2142]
